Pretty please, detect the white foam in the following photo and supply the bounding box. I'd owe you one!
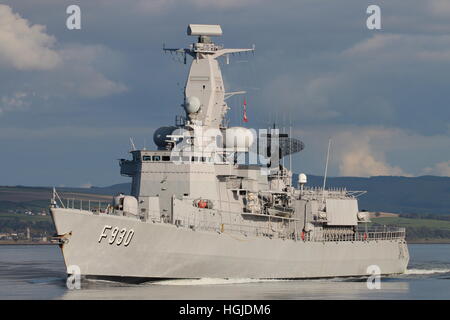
[405,268,450,275]
[152,278,289,286]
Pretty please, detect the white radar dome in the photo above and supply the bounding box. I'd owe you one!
[224,127,255,150]
[185,96,201,114]
[299,173,307,185]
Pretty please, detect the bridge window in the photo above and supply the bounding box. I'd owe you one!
[152,155,161,161]
[142,155,151,161]
[162,156,170,161]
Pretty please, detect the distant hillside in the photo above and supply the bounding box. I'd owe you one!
[294,175,450,215]
[87,183,131,195]
[83,175,450,214]
[90,175,449,215]
[0,186,113,214]
[1,175,449,215]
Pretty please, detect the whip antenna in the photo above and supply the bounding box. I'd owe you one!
[321,138,332,203]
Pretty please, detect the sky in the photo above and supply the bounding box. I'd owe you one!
[0,0,450,187]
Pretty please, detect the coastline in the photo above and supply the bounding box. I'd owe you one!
[407,239,450,244]
[0,240,56,245]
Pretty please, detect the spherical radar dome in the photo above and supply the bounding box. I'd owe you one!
[185,96,201,114]
[225,127,255,149]
[298,173,307,185]
[153,126,178,148]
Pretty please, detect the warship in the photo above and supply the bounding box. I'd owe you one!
[50,24,409,282]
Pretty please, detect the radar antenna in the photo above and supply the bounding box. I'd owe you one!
[163,24,255,128]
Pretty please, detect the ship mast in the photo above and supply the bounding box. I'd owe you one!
[164,24,254,128]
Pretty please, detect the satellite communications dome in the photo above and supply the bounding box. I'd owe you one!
[299,173,307,185]
[224,127,255,150]
[185,96,201,114]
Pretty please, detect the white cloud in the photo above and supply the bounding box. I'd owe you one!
[0,5,128,116]
[0,4,61,70]
[343,33,450,64]
[0,92,30,115]
[423,161,450,177]
[343,34,402,56]
[292,125,450,178]
[336,131,409,177]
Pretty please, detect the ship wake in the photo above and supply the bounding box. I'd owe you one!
[151,278,290,286]
[404,268,450,275]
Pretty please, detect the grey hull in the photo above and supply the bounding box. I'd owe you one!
[52,208,409,280]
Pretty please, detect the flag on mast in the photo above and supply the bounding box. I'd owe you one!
[243,98,248,123]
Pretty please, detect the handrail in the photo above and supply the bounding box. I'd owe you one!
[57,197,406,242]
[174,218,406,242]
[60,198,111,214]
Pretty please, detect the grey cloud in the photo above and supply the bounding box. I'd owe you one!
[0,125,154,140]
[58,44,128,98]
[257,30,450,136]
[428,0,450,18]
[1,0,450,185]
[0,5,128,117]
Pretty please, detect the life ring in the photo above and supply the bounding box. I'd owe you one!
[363,232,368,241]
[198,200,208,208]
[301,231,305,241]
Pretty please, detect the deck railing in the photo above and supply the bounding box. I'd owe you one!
[56,197,406,242]
[175,218,406,242]
[59,198,111,214]
[308,227,406,242]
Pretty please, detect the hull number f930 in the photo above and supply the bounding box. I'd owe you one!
[98,225,134,246]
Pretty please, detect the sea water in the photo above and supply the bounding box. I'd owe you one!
[0,244,449,299]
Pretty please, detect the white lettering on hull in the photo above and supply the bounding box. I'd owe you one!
[99,225,134,246]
